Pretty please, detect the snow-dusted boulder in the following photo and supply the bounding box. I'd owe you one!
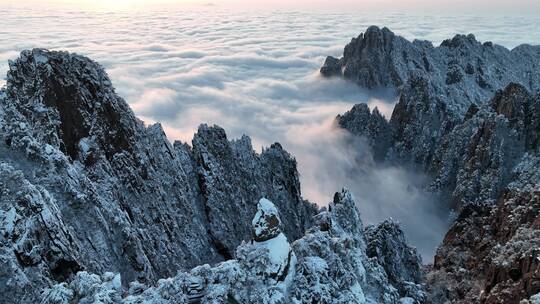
[252,198,283,242]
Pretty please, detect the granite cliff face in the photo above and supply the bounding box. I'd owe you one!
[0,49,424,303]
[425,85,540,303]
[428,154,540,304]
[323,26,540,303]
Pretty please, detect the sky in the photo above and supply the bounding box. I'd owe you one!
[1,2,539,259]
[3,0,540,13]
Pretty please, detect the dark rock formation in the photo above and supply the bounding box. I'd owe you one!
[0,49,317,303]
[428,154,540,304]
[320,26,411,88]
[429,83,540,208]
[252,198,282,242]
[326,26,540,208]
[336,103,393,160]
[365,219,424,300]
[322,25,540,110]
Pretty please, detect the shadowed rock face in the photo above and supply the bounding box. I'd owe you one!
[428,155,540,304]
[365,219,424,298]
[0,49,317,302]
[323,26,540,108]
[336,103,393,160]
[320,26,408,88]
[5,49,138,162]
[429,84,540,208]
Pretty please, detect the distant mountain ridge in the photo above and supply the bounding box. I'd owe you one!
[324,25,540,206]
[323,26,540,303]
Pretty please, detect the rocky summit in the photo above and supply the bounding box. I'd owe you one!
[324,26,540,303]
[0,49,424,303]
[325,26,540,170]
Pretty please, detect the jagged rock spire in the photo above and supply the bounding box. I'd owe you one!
[252,198,282,242]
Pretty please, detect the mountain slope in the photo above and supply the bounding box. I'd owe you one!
[326,25,540,166]
[40,190,425,304]
[0,49,424,304]
[323,26,540,303]
[326,26,540,208]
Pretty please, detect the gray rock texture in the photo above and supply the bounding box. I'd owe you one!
[0,49,424,304]
[327,26,540,208]
[0,49,317,303]
[429,83,540,207]
[427,154,540,304]
[336,103,393,160]
[40,191,425,304]
[324,26,540,303]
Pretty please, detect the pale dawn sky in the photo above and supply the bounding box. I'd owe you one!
[2,0,540,13]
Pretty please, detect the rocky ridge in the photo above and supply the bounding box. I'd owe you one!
[323,26,540,303]
[428,153,540,304]
[326,26,540,207]
[326,25,540,171]
[0,49,317,303]
[41,191,425,304]
[0,49,424,303]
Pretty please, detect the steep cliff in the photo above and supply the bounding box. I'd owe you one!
[327,26,540,208]
[0,49,317,303]
[323,26,540,303]
[428,154,540,304]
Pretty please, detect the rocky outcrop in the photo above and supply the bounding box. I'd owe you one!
[323,25,540,112]
[365,220,424,300]
[326,26,540,208]
[427,154,540,304]
[324,26,540,304]
[41,191,426,304]
[0,49,317,303]
[429,83,540,208]
[192,127,314,256]
[336,103,393,160]
[325,25,540,164]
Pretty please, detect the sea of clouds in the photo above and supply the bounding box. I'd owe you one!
[1,6,539,259]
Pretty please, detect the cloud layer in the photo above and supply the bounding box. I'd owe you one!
[1,7,539,259]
